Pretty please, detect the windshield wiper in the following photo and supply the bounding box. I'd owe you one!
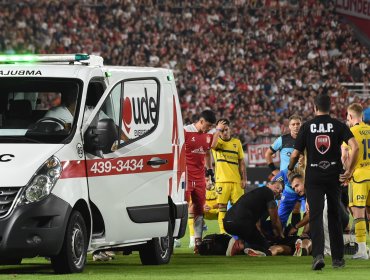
[0,136,43,143]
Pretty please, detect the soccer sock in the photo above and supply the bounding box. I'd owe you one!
[218,207,227,234]
[354,218,367,244]
[188,215,194,237]
[358,242,367,254]
[189,235,195,244]
[193,215,204,239]
[302,248,308,256]
[291,212,301,227]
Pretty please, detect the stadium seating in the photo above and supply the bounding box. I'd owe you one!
[0,0,368,147]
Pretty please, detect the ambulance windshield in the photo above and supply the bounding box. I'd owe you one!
[0,78,82,143]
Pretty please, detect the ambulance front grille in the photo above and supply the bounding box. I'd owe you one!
[0,187,22,219]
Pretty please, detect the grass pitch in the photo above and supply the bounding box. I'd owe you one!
[1,221,370,280]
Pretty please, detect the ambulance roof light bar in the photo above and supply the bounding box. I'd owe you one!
[0,54,103,66]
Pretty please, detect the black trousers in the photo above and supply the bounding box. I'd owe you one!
[305,179,344,260]
[223,219,270,253]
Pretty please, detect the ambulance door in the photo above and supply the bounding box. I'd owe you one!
[85,78,173,244]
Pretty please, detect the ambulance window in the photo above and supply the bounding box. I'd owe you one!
[91,78,159,152]
[83,81,106,124]
[110,84,121,124]
[91,82,123,153]
[0,78,82,143]
[95,83,121,126]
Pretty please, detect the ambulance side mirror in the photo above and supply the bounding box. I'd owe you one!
[84,118,119,158]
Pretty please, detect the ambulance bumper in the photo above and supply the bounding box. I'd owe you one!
[0,194,71,258]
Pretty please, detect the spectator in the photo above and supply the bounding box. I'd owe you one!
[0,0,368,144]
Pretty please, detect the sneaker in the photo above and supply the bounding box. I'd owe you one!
[104,251,115,259]
[312,254,325,270]
[93,251,112,261]
[226,238,242,256]
[332,258,345,269]
[301,248,308,256]
[293,239,302,257]
[352,251,369,260]
[189,236,195,249]
[174,239,181,248]
[244,248,266,257]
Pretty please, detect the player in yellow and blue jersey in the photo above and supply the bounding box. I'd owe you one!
[211,119,246,234]
[342,103,370,259]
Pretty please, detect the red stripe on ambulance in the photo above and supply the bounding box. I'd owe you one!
[61,153,174,179]
[61,160,87,178]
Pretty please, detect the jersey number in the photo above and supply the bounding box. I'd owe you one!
[362,139,370,160]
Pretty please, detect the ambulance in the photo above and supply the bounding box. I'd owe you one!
[0,54,187,273]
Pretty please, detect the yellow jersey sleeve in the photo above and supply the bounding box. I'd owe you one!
[351,123,370,182]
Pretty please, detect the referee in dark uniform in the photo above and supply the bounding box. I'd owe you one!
[288,94,359,270]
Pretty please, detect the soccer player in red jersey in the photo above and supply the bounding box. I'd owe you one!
[184,110,216,253]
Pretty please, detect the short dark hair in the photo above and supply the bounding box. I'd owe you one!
[314,94,330,113]
[289,173,304,184]
[216,118,230,126]
[199,110,216,124]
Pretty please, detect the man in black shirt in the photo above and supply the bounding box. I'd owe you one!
[288,93,359,270]
[224,181,284,256]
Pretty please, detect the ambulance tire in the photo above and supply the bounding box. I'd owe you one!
[0,258,22,265]
[51,210,87,274]
[139,220,174,265]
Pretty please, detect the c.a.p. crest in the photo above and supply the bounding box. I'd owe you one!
[315,135,331,154]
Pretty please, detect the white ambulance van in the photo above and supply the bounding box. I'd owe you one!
[0,54,187,273]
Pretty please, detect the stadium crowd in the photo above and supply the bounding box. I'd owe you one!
[0,0,369,148]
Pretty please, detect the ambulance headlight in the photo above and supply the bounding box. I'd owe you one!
[25,175,52,203]
[19,156,62,205]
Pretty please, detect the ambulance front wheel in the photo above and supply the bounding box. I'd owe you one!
[51,210,87,274]
[139,220,174,265]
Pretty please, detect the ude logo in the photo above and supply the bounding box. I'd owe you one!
[122,88,158,134]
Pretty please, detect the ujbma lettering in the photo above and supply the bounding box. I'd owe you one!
[0,70,42,76]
